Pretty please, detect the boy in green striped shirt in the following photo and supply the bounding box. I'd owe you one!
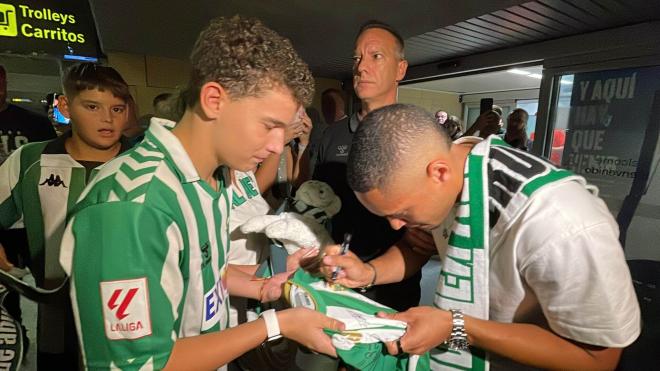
[60,16,343,370]
[0,63,133,368]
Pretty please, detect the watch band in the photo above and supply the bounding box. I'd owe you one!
[261,309,282,342]
[446,309,469,351]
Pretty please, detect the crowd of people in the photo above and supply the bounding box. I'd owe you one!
[0,14,641,371]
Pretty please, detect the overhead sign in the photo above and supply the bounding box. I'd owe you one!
[0,0,100,60]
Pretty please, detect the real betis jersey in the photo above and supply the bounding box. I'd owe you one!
[285,269,430,371]
[0,131,132,354]
[228,170,270,265]
[59,118,232,370]
[0,131,128,285]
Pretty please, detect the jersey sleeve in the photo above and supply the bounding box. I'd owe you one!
[62,201,185,370]
[0,146,25,229]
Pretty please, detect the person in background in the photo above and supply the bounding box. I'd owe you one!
[442,114,463,140]
[305,106,325,175]
[0,62,134,369]
[0,66,57,163]
[125,92,179,144]
[434,110,448,125]
[321,88,347,125]
[0,63,59,360]
[504,108,529,151]
[313,20,434,312]
[256,105,313,208]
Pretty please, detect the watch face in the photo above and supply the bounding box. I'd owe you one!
[448,339,470,351]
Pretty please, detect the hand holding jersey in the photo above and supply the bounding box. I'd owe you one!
[284,269,430,370]
[255,247,319,302]
[377,308,451,356]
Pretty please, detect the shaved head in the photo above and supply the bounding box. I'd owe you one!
[347,104,452,193]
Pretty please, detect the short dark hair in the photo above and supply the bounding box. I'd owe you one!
[508,108,529,122]
[153,93,172,107]
[183,15,314,109]
[443,115,463,140]
[355,20,405,58]
[347,104,451,193]
[63,63,130,102]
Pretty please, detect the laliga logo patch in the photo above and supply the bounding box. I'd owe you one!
[100,278,152,340]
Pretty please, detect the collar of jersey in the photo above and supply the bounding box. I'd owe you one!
[146,117,200,184]
[39,129,132,168]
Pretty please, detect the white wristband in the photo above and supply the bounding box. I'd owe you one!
[261,309,282,342]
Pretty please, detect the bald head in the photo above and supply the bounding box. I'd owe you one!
[348,104,452,193]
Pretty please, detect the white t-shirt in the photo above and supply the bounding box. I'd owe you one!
[433,137,640,369]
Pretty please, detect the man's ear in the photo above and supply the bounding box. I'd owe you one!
[58,95,71,119]
[426,158,451,185]
[198,82,230,120]
[396,59,408,82]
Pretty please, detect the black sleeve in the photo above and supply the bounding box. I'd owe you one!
[33,115,57,141]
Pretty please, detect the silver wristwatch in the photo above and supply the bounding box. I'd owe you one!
[445,309,469,351]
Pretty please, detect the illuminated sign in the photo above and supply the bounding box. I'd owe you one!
[0,0,100,60]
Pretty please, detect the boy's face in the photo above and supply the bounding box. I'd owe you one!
[60,89,128,150]
[214,86,298,171]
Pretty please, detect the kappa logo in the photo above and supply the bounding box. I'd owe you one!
[39,174,67,187]
[336,144,349,156]
[100,278,152,340]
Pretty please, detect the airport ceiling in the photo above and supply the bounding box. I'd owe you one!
[90,0,660,80]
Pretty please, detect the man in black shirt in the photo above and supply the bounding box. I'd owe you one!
[313,21,434,311]
[0,66,57,164]
[0,64,58,359]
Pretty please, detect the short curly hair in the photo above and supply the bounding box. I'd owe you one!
[183,15,314,108]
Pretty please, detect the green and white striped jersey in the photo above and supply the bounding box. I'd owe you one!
[60,118,233,370]
[285,269,430,371]
[0,131,132,354]
[0,131,129,285]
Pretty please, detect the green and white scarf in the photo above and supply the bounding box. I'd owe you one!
[431,136,588,370]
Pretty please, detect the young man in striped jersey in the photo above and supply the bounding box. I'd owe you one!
[325,104,640,370]
[60,16,343,370]
[0,62,133,368]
